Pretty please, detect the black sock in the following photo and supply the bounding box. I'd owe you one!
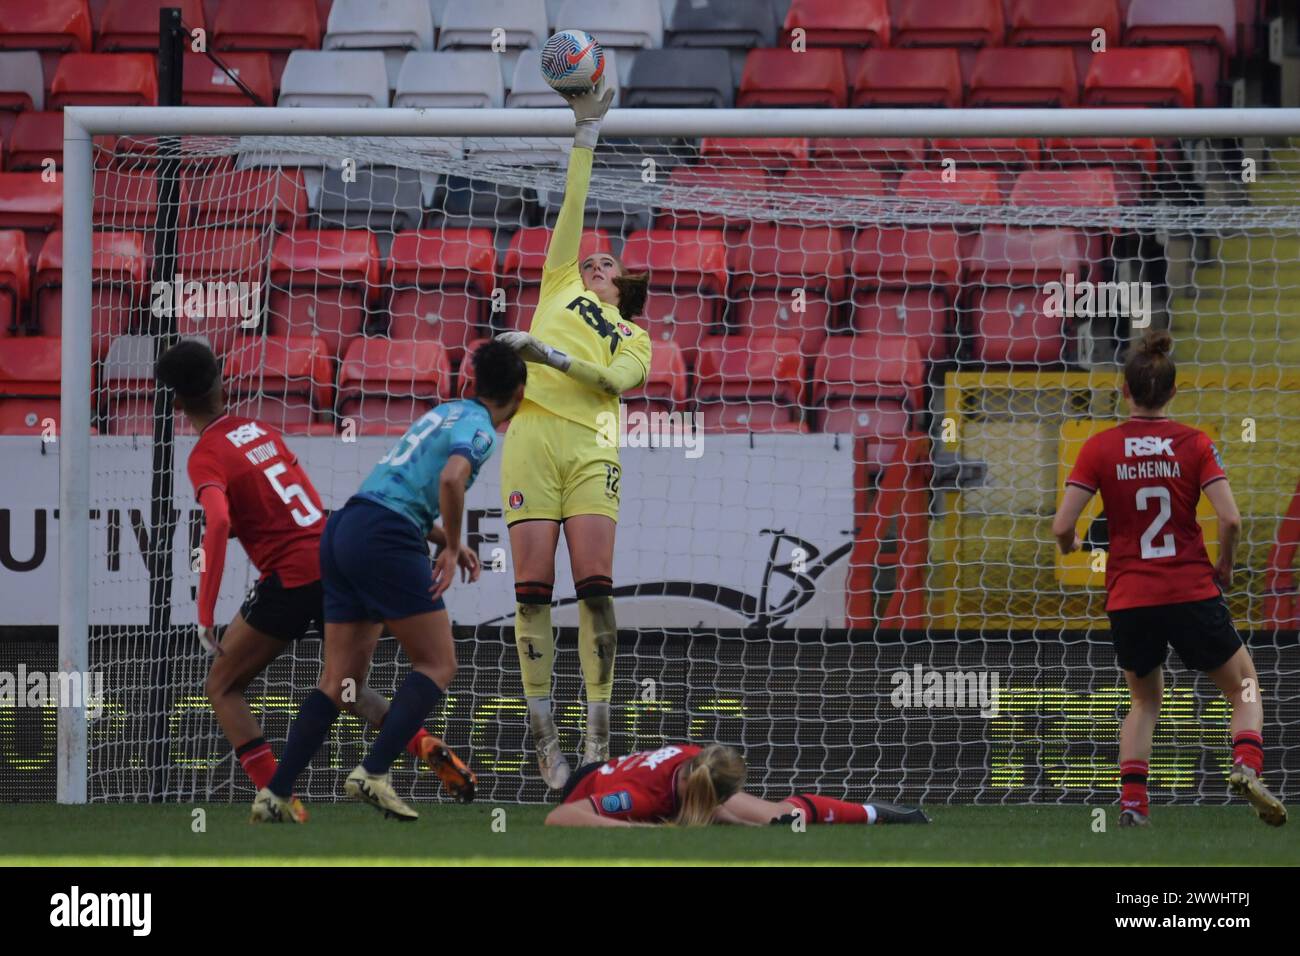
[268,690,338,798]
[362,671,443,775]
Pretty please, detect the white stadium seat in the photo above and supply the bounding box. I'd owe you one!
[436,0,548,50]
[0,52,44,112]
[395,51,505,108]
[277,51,391,108]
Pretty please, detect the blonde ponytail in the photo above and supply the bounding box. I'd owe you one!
[673,744,746,827]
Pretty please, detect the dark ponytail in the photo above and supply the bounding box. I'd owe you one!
[612,271,649,321]
[1123,329,1176,410]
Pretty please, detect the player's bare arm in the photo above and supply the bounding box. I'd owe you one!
[1203,478,1242,589]
[1051,484,1092,555]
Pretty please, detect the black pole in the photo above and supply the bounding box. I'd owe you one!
[145,7,184,802]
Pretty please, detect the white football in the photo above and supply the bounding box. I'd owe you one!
[540,29,606,95]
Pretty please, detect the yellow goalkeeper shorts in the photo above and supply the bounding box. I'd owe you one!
[499,403,621,525]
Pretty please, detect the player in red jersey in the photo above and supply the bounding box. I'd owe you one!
[545,743,929,827]
[155,340,475,817]
[1052,330,1285,828]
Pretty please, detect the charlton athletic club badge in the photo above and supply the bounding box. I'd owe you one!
[509,490,525,510]
[617,322,633,337]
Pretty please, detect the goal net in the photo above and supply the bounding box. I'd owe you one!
[32,108,1300,807]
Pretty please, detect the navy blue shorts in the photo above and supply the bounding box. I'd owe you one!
[320,496,446,623]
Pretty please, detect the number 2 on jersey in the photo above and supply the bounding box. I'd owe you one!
[1136,486,1175,559]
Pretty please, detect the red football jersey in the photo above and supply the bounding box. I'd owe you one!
[564,744,702,821]
[187,414,325,587]
[1066,417,1226,611]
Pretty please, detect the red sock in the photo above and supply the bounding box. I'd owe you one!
[236,738,277,790]
[789,794,873,825]
[406,727,431,758]
[1232,730,1264,774]
[1119,759,1149,816]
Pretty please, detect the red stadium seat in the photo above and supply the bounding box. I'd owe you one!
[810,137,926,171]
[1125,0,1235,106]
[699,138,810,170]
[968,47,1079,107]
[500,227,611,331]
[621,229,728,366]
[737,49,847,108]
[7,113,66,172]
[213,0,322,50]
[0,336,61,436]
[0,1,92,52]
[182,50,273,106]
[1083,47,1195,107]
[852,289,952,361]
[98,0,206,51]
[48,53,157,106]
[268,230,379,357]
[852,227,962,300]
[779,169,890,228]
[970,287,1067,366]
[811,334,923,434]
[781,0,890,47]
[385,228,496,365]
[894,0,1004,46]
[0,172,62,267]
[1011,167,1119,209]
[1041,137,1156,205]
[896,168,1003,211]
[696,334,804,433]
[931,138,1040,169]
[172,226,269,353]
[967,227,1087,286]
[622,339,688,417]
[729,224,848,357]
[225,335,335,434]
[93,168,157,230]
[0,230,29,335]
[183,167,307,229]
[657,168,775,231]
[34,231,148,355]
[336,336,452,434]
[851,49,963,108]
[1007,0,1121,45]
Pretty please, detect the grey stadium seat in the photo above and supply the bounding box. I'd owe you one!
[429,174,537,231]
[278,51,391,108]
[0,52,44,112]
[325,0,434,89]
[437,0,548,50]
[666,0,777,47]
[506,48,621,108]
[623,48,733,108]
[395,51,504,108]
[310,165,434,236]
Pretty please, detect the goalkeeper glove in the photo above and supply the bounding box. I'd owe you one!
[495,331,572,373]
[564,76,614,150]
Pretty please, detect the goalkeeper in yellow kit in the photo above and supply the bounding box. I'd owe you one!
[495,77,652,789]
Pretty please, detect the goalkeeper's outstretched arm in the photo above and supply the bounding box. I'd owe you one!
[543,79,614,277]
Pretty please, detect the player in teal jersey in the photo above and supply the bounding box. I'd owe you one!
[252,342,527,822]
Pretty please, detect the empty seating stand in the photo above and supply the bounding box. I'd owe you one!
[622,339,687,416]
[336,336,452,434]
[0,0,93,96]
[555,0,663,84]
[183,167,308,230]
[34,230,148,354]
[182,51,273,106]
[0,172,62,266]
[267,230,379,356]
[278,51,390,107]
[781,0,890,47]
[696,333,805,432]
[623,49,733,108]
[1125,0,1236,106]
[324,0,435,90]
[394,52,505,108]
[811,334,923,443]
[1006,0,1120,83]
[894,0,1004,46]
[311,164,430,237]
[0,336,61,435]
[667,0,778,88]
[0,230,29,335]
[437,0,549,92]
[1084,47,1196,107]
[0,52,46,113]
[851,48,963,108]
[851,227,961,361]
[385,228,497,362]
[621,228,729,365]
[213,0,323,92]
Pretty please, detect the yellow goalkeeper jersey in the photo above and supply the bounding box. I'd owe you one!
[524,147,651,433]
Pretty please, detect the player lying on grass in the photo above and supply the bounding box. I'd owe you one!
[156,340,473,822]
[493,75,653,790]
[251,341,527,823]
[1052,329,1286,828]
[544,743,930,827]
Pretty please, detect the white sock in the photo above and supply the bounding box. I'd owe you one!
[864,804,878,825]
[587,701,610,741]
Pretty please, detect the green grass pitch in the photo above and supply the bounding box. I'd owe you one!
[0,804,1293,866]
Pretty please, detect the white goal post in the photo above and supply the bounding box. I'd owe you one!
[55,105,1300,805]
